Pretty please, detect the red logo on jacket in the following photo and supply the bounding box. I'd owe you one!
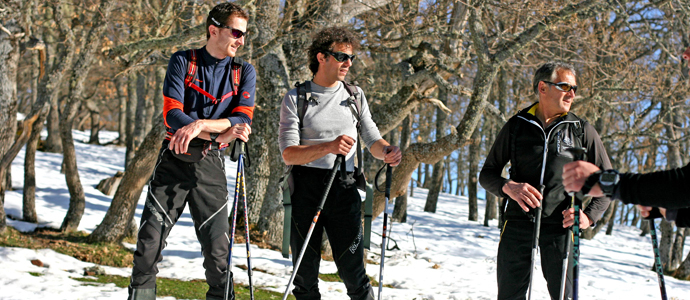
[242,91,250,99]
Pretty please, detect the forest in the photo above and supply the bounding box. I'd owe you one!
[0,0,689,281]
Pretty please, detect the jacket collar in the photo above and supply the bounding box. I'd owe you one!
[199,46,231,67]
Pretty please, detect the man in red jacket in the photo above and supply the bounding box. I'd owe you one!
[128,3,255,300]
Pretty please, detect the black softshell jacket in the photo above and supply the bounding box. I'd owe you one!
[479,103,613,224]
[615,165,690,227]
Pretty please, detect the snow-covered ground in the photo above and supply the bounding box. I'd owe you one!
[1,130,689,299]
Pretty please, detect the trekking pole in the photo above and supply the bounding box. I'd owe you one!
[649,218,668,300]
[527,185,546,300]
[374,164,393,300]
[239,141,255,300]
[281,155,344,300]
[559,147,587,300]
[225,140,254,300]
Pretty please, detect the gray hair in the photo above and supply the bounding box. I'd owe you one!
[532,62,577,95]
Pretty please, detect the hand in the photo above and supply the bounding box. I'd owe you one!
[328,135,355,156]
[169,120,205,154]
[502,181,543,212]
[562,208,592,229]
[562,161,602,195]
[638,205,667,218]
[217,123,252,143]
[382,145,402,166]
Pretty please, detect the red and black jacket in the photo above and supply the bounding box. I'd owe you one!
[162,46,256,139]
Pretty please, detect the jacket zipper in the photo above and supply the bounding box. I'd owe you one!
[516,116,580,187]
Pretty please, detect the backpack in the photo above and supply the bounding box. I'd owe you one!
[280,81,375,258]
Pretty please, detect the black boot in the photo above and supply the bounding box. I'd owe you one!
[128,286,156,300]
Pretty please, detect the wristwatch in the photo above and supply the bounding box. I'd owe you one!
[597,169,620,197]
[209,132,219,143]
[580,170,601,195]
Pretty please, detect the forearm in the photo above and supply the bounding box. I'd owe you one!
[617,163,690,209]
[369,139,390,160]
[282,144,332,166]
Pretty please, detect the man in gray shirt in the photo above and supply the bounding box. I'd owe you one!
[279,26,402,300]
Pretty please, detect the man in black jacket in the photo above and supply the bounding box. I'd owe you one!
[479,62,612,300]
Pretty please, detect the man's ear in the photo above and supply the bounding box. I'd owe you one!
[538,81,547,94]
[317,52,327,63]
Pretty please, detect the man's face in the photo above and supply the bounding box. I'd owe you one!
[208,16,247,58]
[319,43,354,83]
[539,69,577,115]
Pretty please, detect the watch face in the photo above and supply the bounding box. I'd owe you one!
[600,173,618,185]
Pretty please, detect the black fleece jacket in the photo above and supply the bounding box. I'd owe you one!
[480,102,613,224]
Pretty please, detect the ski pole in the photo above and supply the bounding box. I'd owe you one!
[225,140,254,300]
[374,164,393,300]
[282,155,344,300]
[559,147,587,300]
[527,185,545,300]
[649,218,668,300]
[239,141,255,300]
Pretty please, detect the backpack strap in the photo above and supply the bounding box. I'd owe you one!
[183,50,242,105]
[342,81,364,175]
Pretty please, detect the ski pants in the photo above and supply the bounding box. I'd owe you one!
[129,148,232,300]
[289,166,375,300]
[497,220,573,300]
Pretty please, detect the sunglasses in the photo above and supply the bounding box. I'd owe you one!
[211,17,247,39]
[324,51,356,62]
[543,81,577,93]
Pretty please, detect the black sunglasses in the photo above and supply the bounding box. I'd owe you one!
[324,51,356,62]
[543,81,577,93]
[211,17,247,39]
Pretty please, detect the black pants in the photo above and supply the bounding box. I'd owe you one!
[290,166,374,300]
[129,148,232,300]
[497,220,573,300]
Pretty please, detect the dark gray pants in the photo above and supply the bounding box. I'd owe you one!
[289,166,374,300]
[129,148,233,300]
[497,220,573,300]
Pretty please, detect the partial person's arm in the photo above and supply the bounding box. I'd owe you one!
[282,135,355,166]
[579,122,613,225]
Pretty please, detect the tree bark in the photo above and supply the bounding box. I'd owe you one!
[60,0,116,232]
[424,86,448,213]
[670,227,686,270]
[89,117,166,242]
[116,75,127,146]
[125,72,137,168]
[658,219,674,272]
[44,92,62,152]
[251,0,292,248]
[0,20,21,233]
[467,123,480,221]
[393,114,412,222]
[88,108,101,144]
[22,110,47,223]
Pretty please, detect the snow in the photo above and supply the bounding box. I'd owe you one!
[2,129,689,299]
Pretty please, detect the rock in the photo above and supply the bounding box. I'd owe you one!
[30,259,44,267]
[83,266,106,276]
[96,171,125,196]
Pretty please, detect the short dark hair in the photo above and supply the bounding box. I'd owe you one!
[206,2,249,39]
[307,27,360,75]
[532,61,577,95]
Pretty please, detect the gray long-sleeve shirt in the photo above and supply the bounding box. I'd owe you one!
[279,81,383,172]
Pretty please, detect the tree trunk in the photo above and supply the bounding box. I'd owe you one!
[58,90,87,232]
[670,227,686,270]
[658,219,674,272]
[89,117,166,242]
[393,114,412,222]
[673,247,690,280]
[424,86,448,213]
[116,75,127,146]
[125,72,137,168]
[606,200,619,235]
[251,0,291,248]
[88,109,101,144]
[639,217,650,236]
[43,92,62,152]
[133,71,149,148]
[22,111,47,223]
[467,124,480,221]
[0,20,21,233]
